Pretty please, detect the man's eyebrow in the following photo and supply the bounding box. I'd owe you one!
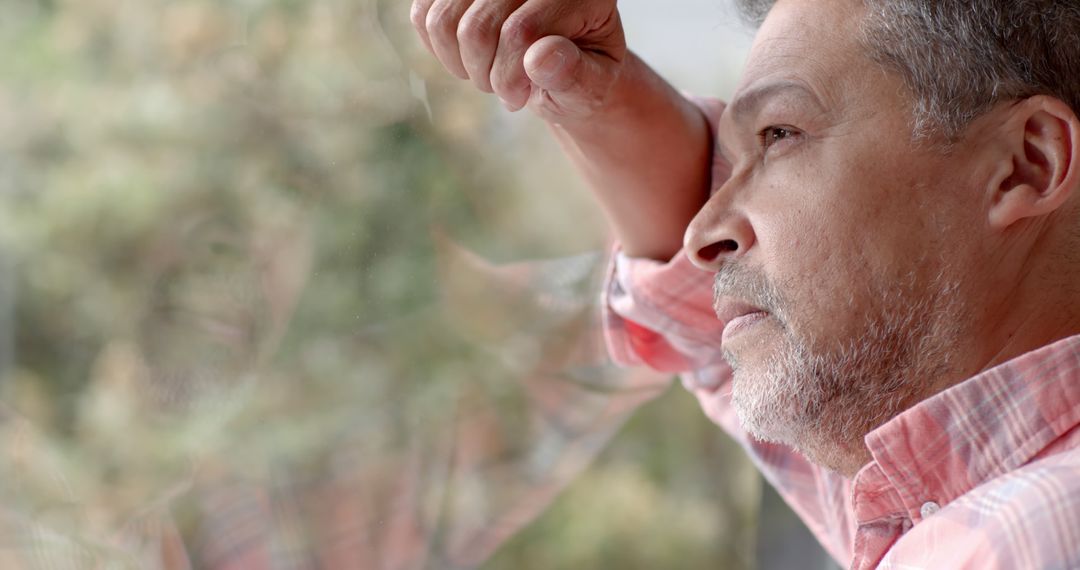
[727,80,823,126]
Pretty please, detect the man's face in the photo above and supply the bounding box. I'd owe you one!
[686,0,991,471]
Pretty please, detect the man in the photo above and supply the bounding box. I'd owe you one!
[414,0,1080,567]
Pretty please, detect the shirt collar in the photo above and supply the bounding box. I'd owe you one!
[855,334,1080,524]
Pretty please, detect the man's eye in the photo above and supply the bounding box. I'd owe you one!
[759,126,798,151]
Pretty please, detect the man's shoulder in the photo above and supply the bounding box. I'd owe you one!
[886,450,1080,568]
[941,448,1080,567]
[968,447,1080,516]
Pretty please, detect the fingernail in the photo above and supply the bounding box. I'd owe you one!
[499,97,515,112]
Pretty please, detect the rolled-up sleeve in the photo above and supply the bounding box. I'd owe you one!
[603,249,726,372]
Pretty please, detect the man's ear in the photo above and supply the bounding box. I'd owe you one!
[986,96,1080,230]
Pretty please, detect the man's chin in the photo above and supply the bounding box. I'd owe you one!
[729,363,833,446]
[728,367,802,443]
[730,385,867,473]
[728,357,904,476]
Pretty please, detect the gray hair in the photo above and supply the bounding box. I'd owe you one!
[735,0,1080,141]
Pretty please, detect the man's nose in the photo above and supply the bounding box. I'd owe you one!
[683,197,755,271]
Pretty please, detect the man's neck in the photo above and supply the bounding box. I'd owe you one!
[974,238,1080,379]
[838,256,1080,478]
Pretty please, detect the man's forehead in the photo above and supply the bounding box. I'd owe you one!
[720,0,876,133]
[734,0,865,94]
[727,80,824,127]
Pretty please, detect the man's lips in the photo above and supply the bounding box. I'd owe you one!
[722,312,769,344]
[715,299,770,345]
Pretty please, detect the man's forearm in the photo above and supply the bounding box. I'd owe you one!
[549,52,712,261]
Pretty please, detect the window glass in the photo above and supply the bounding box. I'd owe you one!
[0,0,833,568]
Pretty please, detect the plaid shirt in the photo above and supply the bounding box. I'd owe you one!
[602,98,1080,569]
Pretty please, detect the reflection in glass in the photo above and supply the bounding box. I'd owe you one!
[0,0,787,568]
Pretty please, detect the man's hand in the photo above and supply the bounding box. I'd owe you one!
[412,0,714,261]
[411,0,627,120]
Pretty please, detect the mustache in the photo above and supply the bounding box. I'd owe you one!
[712,262,787,318]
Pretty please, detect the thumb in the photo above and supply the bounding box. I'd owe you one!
[523,36,616,99]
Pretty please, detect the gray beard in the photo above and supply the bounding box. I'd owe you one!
[721,271,963,469]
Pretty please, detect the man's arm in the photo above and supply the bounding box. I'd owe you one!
[546,51,713,260]
[412,0,713,261]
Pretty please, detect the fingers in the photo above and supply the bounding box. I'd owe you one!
[457,0,526,93]
[410,0,437,53]
[489,3,546,110]
[490,0,612,110]
[413,0,622,113]
[523,35,581,93]
[524,35,620,116]
[426,0,480,80]
[414,0,520,90]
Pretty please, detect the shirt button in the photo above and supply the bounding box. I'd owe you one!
[920,501,941,519]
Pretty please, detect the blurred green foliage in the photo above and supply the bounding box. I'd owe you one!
[0,0,761,567]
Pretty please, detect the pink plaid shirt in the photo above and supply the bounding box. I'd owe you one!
[602,98,1080,569]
